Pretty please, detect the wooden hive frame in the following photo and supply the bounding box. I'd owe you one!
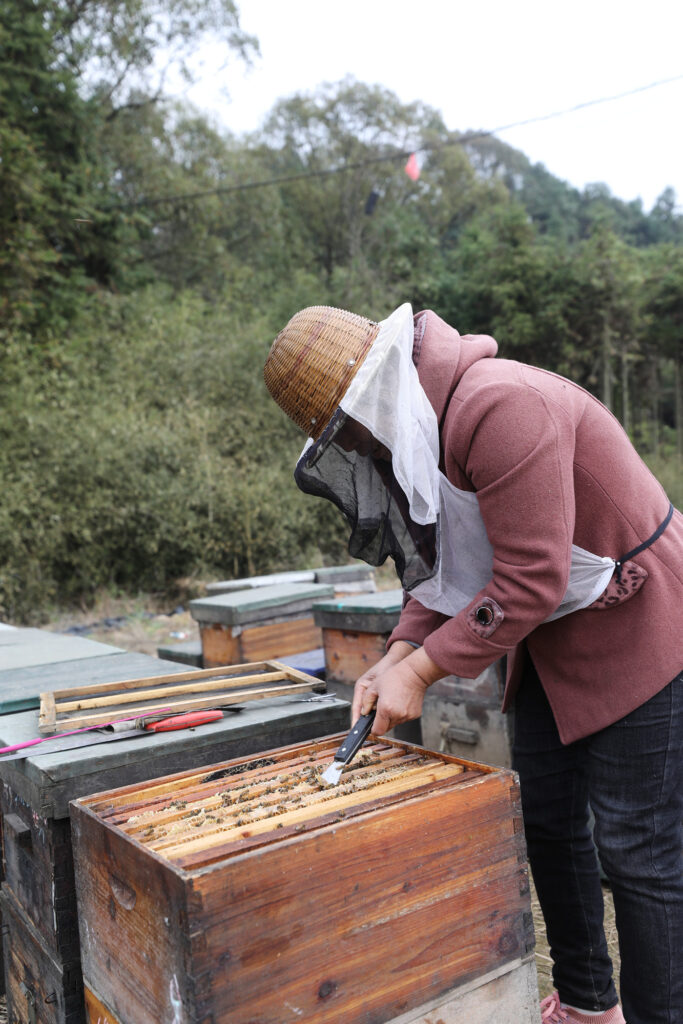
[80,735,483,870]
[39,660,325,734]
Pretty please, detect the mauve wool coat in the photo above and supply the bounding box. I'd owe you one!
[387,310,683,743]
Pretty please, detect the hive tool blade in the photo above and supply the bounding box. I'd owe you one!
[321,709,376,787]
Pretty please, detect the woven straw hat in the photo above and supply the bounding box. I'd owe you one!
[264,306,380,439]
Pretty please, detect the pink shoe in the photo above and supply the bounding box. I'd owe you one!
[540,991,626,1023]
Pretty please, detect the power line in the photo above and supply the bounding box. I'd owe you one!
[113,73,683,211]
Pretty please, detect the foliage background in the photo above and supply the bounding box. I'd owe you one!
[1,1,681,622]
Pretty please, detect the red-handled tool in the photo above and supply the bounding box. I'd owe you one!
[144,710,223,732]
[0,708,224,763]
[0,707,174,755]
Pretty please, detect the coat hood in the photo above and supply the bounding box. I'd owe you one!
[413,310,498,428]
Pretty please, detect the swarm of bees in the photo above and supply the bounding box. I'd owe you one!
[116,745,458,863]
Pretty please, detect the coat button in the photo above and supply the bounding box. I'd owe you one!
[475,604,494,626]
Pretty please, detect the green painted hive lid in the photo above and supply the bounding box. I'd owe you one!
[312,588,404,633]
[190,582,336,626]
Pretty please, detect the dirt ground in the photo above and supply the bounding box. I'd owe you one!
[0,587,620,1017]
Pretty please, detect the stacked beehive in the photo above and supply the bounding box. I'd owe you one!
[71,736,536,1024]
[190,582,335,667]
[0,650,347,1024]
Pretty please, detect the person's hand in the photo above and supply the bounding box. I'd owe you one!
[351,641,414,722]
[352,646,446,736]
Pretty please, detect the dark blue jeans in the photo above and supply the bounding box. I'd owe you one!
[513,660,683,1024]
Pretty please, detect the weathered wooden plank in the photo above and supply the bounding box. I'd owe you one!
[40,690,58,732]
[1,883,85,1024]
[1,789,80,960]
[70,806,189,1024]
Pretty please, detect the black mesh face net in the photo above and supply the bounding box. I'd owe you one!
[294,410,438,590]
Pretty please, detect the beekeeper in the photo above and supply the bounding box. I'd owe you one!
[263,302,682,1024]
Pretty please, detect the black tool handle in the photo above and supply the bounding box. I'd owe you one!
[333,709,377,766]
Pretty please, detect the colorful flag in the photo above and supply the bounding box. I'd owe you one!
[404,152,420,181]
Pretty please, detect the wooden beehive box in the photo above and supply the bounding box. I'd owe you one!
[313,589,403,695]
[71,735,534,1024]
[190,583,335,667]
[0,650,346,1024]
[1,882,84,1024]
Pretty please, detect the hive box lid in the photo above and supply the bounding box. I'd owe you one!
[0,650,188,715]
[313,588,404,632]
[206,571,316,595]
[312,564,375,583]
[0,627,122,671]
[205,565,375,598]
[190,582,335,625]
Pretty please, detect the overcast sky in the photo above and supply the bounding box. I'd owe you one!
[171,0,683,213]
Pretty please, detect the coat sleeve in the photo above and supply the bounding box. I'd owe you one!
[388,593,449,647]
[390,379,578,678]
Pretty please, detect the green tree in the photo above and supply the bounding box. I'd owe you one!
[434,200,574,369]
[259,79,447,305]
[641,244,683,455]
[0,0,98,338]
[49,0,257,117]
[0,0,257,345]
[569,224,644,424]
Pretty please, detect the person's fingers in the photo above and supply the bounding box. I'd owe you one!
[360,687,378,717]
[352,678,373,723]
[371,704,392,736]
[354,676,378,718]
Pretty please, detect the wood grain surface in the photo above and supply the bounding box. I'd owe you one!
[71,736,533,1024]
